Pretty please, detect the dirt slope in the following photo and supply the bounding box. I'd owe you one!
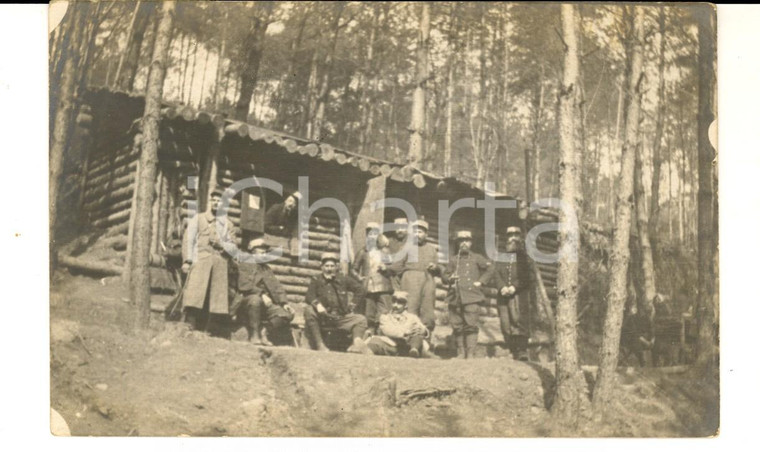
[50,273,717,437]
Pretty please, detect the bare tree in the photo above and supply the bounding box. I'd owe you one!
[234,3,273,121]
[50,3,89,266]
[408,3,430,166]
[593,5,645,413]
[130,1,176,329]
[649,7,667,264]
[552,3,585,425]
[695,4,718,371]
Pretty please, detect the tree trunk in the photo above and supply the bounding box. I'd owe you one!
[304,50,319,138]
[312,3,346,141]
[634,142,657,320]
[212,10,228,109]
[198,46,210,109]
[359,6,379,154]
[50,2,88,264]
[187,38,198,105]
[114,1,141,90]
[593,6,645,413]
[274,5,308,130]
[649,7,667,264]
[530,63,545,201]
[611,82,624,224]
[234,3,273,121]
[408,3,430,167]
[552,4,585,424]
[695,4,717,372]
[130,1,175,330]
[499,8,511,193]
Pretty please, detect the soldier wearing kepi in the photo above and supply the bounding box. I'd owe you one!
[493,226,532,360]
[442,230,494,359]
[386,218,410,290]
[181,206,238,338]
[388,220,439,333]
[234,238,294,345]
[303,252,373,354]
[351,222,393,334]
[367,291,431,358]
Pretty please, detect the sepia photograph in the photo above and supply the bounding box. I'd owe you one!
[47,1,719,437]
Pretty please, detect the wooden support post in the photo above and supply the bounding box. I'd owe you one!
[124,157,141,283]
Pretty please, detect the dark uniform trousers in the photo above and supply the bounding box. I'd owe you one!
[400,271,436,331]
[496,294,524,337]
[304,273,368,349]
[303,306,368,346]
[443,251,494,336]
[240,293,292,336]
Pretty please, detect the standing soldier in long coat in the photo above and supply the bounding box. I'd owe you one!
[388,220,439,333]
[442,230,494,359]
[181,208,238,338]
[234,238,294,345]
[351,222,393,334]
[492,226,532,360]
[303,252,372,354]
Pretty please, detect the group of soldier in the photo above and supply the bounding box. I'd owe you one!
[177,202,532,361]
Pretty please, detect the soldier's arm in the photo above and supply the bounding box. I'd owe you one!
[305,278,320,306]
[513,254,532,294]
[440,260,457,285]
[477,256,495,286]
[266,272,288,305]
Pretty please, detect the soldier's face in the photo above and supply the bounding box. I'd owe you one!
[459,239,472,251]
[395,227,407,239]
[284,196,297,209]
[414,228,427,243]
[507,235,521,251]
[322,261,337,277]
[391,299,407,314]
[367,229,380,243]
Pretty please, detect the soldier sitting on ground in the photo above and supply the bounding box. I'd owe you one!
[233,238,295,345]
[367,291,435,358]
[303,252,373,354]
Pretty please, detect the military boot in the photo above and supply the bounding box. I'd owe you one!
[465,333,480,359]
[455,334,466,359]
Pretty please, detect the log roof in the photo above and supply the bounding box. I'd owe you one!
[82,87,518,203]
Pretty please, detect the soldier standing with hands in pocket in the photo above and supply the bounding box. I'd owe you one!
[442,230,494,359]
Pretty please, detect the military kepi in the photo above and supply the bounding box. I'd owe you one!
[412,220,429,231]
[506,226,522,235]
[247,238,269,250]
[392,291,409,302]
[320,252,340,263]
[455,230,473,241]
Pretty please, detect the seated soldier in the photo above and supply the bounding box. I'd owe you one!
[367,291,434,358]
[234,238,294,345]
[303,252,373,354]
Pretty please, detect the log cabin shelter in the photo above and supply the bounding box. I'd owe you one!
[72,88,560,345]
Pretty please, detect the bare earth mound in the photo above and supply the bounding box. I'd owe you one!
[50,273,717,437]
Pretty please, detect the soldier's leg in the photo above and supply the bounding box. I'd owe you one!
[264,304,293,346]
[366,336,398,356]
[407,334,424,358]
[245,295,268,344]
[303,305,328,351]
[335,313,368,340]
[419,276,437,332]
[364,293,379,333]
[401,272,425,318]
[338,314,373,354]
[462,303,481,359]
[496,300,512,345]
[508,296,528,360]
[448,303,466,359]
